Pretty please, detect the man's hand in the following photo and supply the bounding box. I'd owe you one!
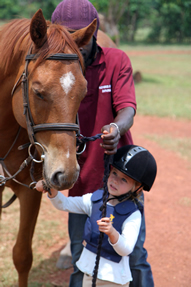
[100,107,135,155]
[100,124,120,155]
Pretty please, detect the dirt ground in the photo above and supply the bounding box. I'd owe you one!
[131,115,191,287]
[45,115,191,287]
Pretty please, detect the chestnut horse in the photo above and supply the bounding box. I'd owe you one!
[97,29,117,48]
[0,9,96,286]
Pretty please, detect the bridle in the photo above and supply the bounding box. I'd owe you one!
[12,50,81,147]
[11,48,86,164]
[1,49,84,195]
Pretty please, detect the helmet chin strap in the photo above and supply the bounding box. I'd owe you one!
[107,184,144,202]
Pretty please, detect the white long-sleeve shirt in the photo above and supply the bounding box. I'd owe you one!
[49,191,141,285]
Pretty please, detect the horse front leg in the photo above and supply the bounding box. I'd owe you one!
[0,164,5,219]
[12,185,42,287]
[0,186,4,219]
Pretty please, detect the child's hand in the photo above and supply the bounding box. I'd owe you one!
[35,180,58,198]
[35,180,45,192]
[97,217,119,244]
[97,217,113,235]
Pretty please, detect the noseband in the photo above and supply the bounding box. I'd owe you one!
[12,50,81,146]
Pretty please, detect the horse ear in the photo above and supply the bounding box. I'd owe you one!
[71,19,97,47]
[30,9,47,49]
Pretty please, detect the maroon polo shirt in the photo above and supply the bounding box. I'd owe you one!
[69,46,136,196]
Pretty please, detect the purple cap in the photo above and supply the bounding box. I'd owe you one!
[51,0,99,39]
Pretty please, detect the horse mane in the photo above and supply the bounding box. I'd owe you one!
[34,23,84,72]
[0,18,84,74]
[0,18,31,73]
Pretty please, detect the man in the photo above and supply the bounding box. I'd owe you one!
[51,1,154,286]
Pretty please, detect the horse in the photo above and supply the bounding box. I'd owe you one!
[0,9,96,286]
[97,29,117,48]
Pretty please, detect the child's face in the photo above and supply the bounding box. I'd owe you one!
[108,167,137,197]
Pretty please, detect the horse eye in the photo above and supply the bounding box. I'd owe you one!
[34,89,43,99]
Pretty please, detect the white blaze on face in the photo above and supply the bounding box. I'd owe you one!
[66,150,70,159]
[60,71,75,95]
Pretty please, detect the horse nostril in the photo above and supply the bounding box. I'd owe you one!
[50,168,79,190]
[51,171,64,187]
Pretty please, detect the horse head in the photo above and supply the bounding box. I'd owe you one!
[12,9,97,190]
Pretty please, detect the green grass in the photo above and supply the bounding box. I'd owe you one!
[119,44,191,119]
[118,44,191,163]
[145,134,191,162]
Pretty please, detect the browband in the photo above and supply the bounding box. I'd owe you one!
[25,53,79,61]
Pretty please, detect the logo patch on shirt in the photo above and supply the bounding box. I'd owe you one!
[99,85,111,93]
[110,214,115,223]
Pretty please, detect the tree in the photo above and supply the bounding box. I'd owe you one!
[90,0,153,44]
[0,0,190,43]
[90,0,128,45]
[119,0,153,42]
[148,0,191,43]
[0,0,21,19]
[0,0,60,20]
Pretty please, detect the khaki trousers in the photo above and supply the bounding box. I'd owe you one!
[83,274,130,287]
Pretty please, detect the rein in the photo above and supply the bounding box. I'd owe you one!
[92,154,111,287]
[77,135,112,287]
[0,127,33,190]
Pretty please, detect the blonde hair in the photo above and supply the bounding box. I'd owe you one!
[126,181,143,204]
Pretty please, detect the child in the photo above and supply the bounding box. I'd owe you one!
[36,145,157,286]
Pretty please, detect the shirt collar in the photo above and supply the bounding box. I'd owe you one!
[88,44,105,67]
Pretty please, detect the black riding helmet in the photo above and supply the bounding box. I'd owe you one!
[112,145,157,191]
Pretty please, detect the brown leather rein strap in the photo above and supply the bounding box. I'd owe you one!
[25,53,79,61]
[2,194,17,208]
[33,123,79,133]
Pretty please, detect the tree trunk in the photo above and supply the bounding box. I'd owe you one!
[129,10,138,42]
[99,13,120,46]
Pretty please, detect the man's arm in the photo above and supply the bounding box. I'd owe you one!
[100,106,135,155]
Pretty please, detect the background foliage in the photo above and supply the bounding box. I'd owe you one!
[0,0,191,43]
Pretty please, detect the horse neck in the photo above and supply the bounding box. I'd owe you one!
[0,44,26,130]
[0,78,19,131]
[0,65,24,149]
